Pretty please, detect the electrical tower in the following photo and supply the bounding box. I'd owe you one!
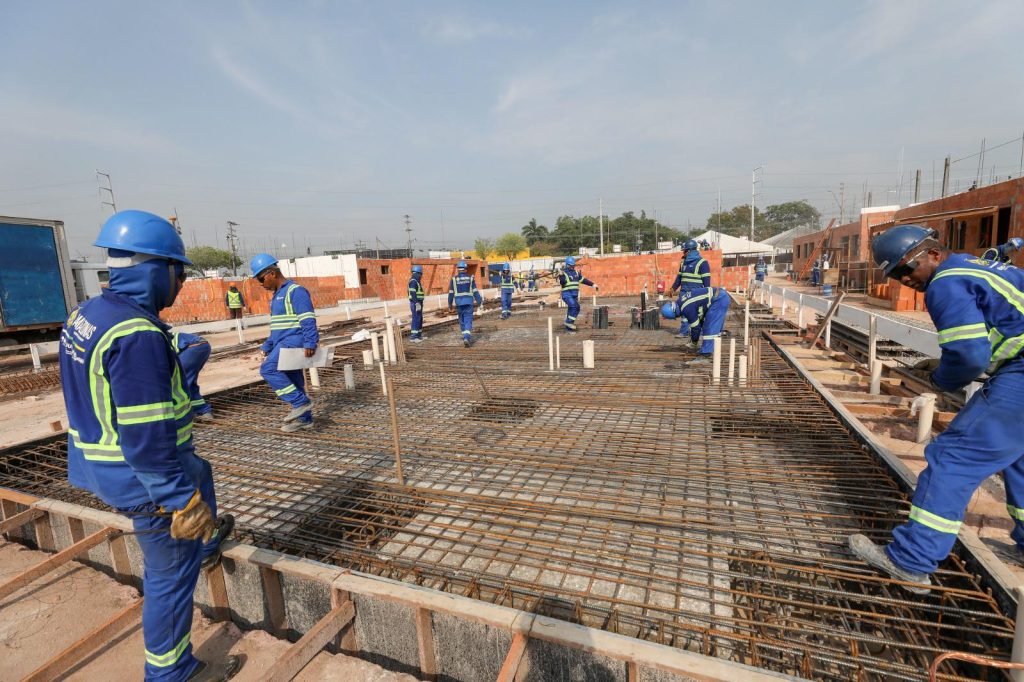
[96,170,117,215]
[226,221,240,276]
[403,214,413,256]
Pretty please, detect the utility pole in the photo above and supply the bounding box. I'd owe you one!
[598,198,604,256]
[941,156,951,197]
[440,208,446,250]
[750,166,763,241]
[839,182,845,224]
[913,170,921,204]
[96,170,117,214]
[976,138,986,187]
[226,221,239,276]
[403,214,412,256]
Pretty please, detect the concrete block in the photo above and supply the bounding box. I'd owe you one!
[352,592,420,676]
[220,555,268,628]
[281,571,332,640]
[522,636,626,682]
[433,611,511,682]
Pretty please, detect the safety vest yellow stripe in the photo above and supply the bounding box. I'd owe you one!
[176,422,193,445]
[936,322,988,345]
[1007,504,1024,522]
[146,632,191,668]
[296,312,315,321]
[117,401,178,425]
[227,291,242,308]
[409,280,425,299]
[275,384,297,396]
[908,505,961,534]
[932,268,1024,369]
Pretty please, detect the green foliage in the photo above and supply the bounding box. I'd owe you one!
[185,246,239,276]
[763,201,821,235]
[520,218,549,245]
[526,239,558,256]
[473,237,495,259]
[706,200,820,241]
[545,212,680,254]
[495,232,528,260]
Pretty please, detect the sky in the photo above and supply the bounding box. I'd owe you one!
[2,0,1023,262]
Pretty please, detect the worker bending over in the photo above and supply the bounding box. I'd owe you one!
[850,225,1024,594]
[448,260,482,346]
[174,332,213,421]
[251,254,319,433]
[660,287,731,355]
[557,256,597,332]
[408,264,425,342]
[499,263,515,319]
[669,239,710,337]
[982,237,1024,264]
[60,210,239,681]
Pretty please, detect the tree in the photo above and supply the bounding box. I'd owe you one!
[495,233,527,260]
[705,205,767,240]
[473,237,495,259]
[526,239,558,256]
[762,201,821,237]
[521,218,549,245]
[185,246,239,276]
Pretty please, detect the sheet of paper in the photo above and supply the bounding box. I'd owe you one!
[276,346,335,371]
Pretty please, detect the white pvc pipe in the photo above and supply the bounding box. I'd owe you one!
[583,340,595,369]
[781,289,787,315]
[345,305,352,320]
[30,343,41,371]
[371,333,381,362]
[743,301,750,347]
[825,320,832,349]
[556,336,561,369]
[379,361,387,396]
[797,294,804,329]
[385,318,397,365]
[869,359,882,395]
[383,300,389,316]
[738,355,748,387]
[915,393,937,443]
[548,318,554,371]
[868,314,878,371]
[362,349,373,368]
[344,364,355,390]
[728,337,736,384]
[309,367,321,388]
[712,337,721,384]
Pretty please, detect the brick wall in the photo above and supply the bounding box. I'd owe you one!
[160,275,353,324]
[357,258,488,300]
[719,265,753,291]
[570,251,723,296]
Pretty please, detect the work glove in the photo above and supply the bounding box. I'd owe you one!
[170,491,215,543]
[415,303,422,312]
[912,358,940,372]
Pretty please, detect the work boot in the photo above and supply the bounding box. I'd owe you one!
[410,337,423,343]
[463,338,471,348]
[283,402,312,423]
[189,654,244,682]
[201,514,236,571]
[848,534,931,595]
[281,418,314,433]
[194,411,213,422]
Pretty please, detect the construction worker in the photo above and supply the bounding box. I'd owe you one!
[849,225,1024,595]
[448,260,482,346]
[556,256,597,332]
[224,284,245,323]
[755,257,768,283]
[499,263,515,319]
[408,264,425,342]
[982,237,1024,263]
[528,269,537,292]
[660,287,731,355]
[670,240,710,337]
[59,210,239,681]
[251,254,319,433]
[810,258,821,286]
[174,331,213,421]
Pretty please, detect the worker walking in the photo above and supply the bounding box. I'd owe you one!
[810,259,821,286]
[669,239,710,337]
[59,210,239,682]
[251,254,319,433]
[408,264,425,342]
[660,287,731,355]
[528,269,537,292]
[982,237,1024,263]
[849,225,1024,594]
[174,332,213,421]
[556,256,597,333]
[448,260,482,347]
[755,257,768,283]
[499,263,515,319]
[224,284,245,325]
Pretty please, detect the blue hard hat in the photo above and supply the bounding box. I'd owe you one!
[683,239,698,251]
[94,210,192,265]
[457,260,467,269]
[565,256,576,266]
[502,262,510,271]
[412,264,423,274]
[250,253,278,276]
[660,302,677,320]
[871,225,936,277]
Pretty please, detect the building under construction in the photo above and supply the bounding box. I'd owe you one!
[0,295,1020,681]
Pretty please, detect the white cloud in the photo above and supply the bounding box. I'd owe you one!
[426,16,529,44]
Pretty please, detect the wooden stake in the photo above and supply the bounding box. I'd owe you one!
[496,632,529,682]
[415,608,438,681]
[386,377,405,485]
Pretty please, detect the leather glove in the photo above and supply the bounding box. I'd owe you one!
[912,358,940,372]
[416,303,422,312]
[170,491,215,543]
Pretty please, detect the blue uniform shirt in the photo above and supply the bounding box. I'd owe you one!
[500,272,515,289]
[675,287,718,326]
[60,290,199,511]
[262,280,318,353]
[408,276,424,302]
[927,253,1024,391]
[673,253,711,291]
[557,268,593,293]
[448,272,482,307]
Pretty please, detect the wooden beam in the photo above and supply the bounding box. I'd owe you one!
[415,607,438,681]
[108,532,133,584]
[0,507,44,535]
[260,565,288,636]
[496,632,529,682]
[33,513,55,552]
[264,600,355,682]
[68,516,86,544]
[205,562,231,622]
[0,527,116,602]
[0,499,19,539]
[627,661,639,682]
[23,599,143,681]
[0,488,39,506]
[331,589,357,654]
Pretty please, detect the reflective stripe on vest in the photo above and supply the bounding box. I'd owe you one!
[408,279,424,300]
[681,258,707,284]
[932,267,1024,371]
[561,271,581,292]
[270,284,305,331]
[501,274,515,289]
[227,290,243,308]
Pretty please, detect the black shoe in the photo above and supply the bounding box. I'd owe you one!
[189,654,244,681]
[463,338,470,347]
[201,514,235,572]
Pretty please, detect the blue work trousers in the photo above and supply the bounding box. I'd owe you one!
[410,300,423,338]
[695,292,731,354]
[178,343,211,416]
[121,456,219,681]
[562,293,580,330]
[261,343,310,411]
[500,289,513,318]
[811,270,820,286]
[528,281,535,291]
[457,304,474,339]
[887,362,1024,574]
[755,272,765,282]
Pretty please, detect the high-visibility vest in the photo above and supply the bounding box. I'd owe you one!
[226,290,243,308]
[561,270,582,292]
[408,278,424,301]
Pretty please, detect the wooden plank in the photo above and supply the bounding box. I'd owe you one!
[0,507,43,535]
[627,661,639,682]
[415,607,438,681]
[23,599,143,681]
[0,499,19,539]
[496,632,529,682]
[108,532,134,584]
[264,600,355,682]
[332,589,357,654]
[68,516,86,543]
[33,513,55,552]
[260,565,288,636]
[206,562,231,622]
[0,527,116,602]
[0,488,39,506]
